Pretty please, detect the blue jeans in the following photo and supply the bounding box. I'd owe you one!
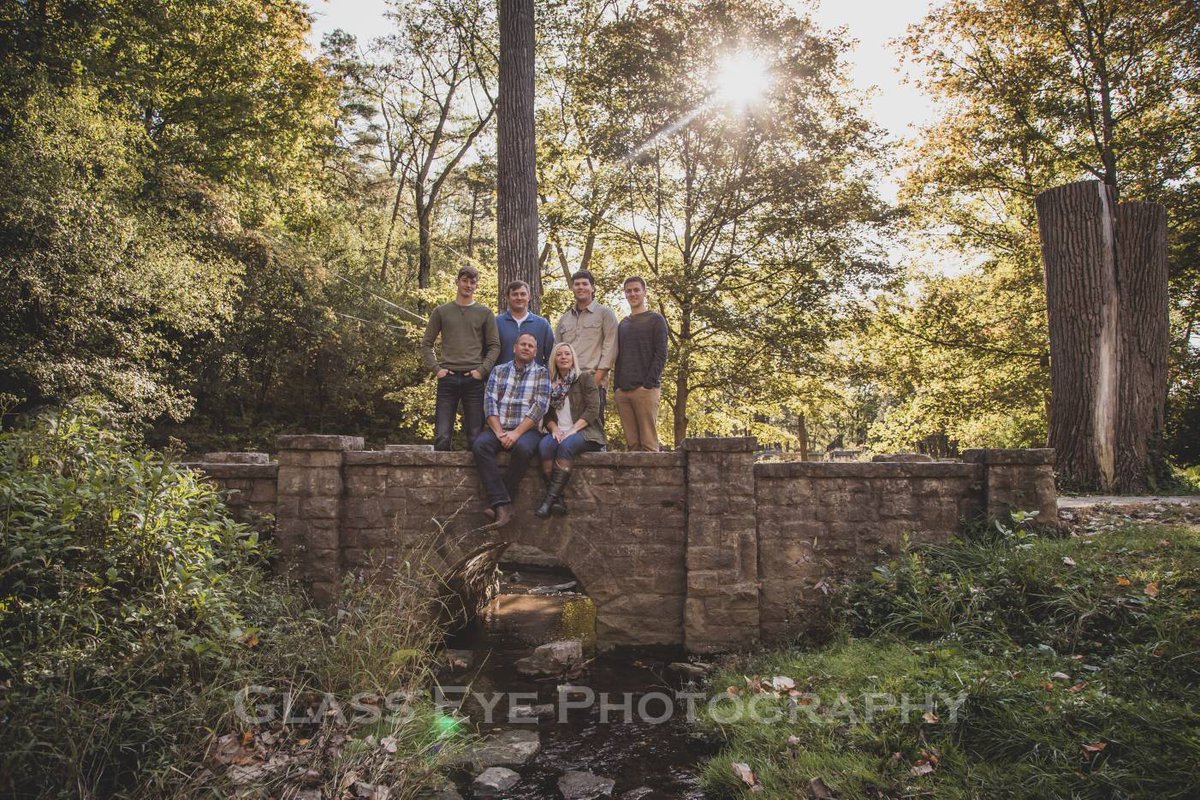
[539,431,602,466]
[434,372,484,451]
[471,428,542,508]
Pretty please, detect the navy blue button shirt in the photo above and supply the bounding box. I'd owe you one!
[496,310,555,367]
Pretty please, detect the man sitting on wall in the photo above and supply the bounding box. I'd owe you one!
[471,332,550,528]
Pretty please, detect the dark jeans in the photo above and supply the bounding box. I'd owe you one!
[434,372,484,451]
[539,431,601,466]
[471,428,543,508]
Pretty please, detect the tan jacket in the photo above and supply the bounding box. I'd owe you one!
[556,301,618,382]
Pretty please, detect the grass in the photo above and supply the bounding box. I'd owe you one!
[696,515,1200,799]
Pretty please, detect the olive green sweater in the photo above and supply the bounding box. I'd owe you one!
[420,301,500,376]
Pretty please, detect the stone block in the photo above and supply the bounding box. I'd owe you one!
[202,451,270,464]
[306,521,340,551]
[683,436,757,452]
[961,447,1054,466]
[275,495,301,520]
[277,434,364,451]
[301,496,340,519]
[276,469,308,497]
[249,481,277,504]
[687,545,735,571]
[346,474,386,497]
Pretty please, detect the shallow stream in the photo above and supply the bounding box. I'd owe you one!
[441,564,715,798]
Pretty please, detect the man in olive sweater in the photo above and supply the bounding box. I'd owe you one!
[420,265,501,450]
[614,275,668,451]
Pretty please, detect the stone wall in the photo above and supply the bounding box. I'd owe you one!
[190,438,1056,652]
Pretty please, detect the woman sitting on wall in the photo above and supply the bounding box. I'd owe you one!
[536,343,606,518]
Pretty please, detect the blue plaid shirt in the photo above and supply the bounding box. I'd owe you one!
[484,359,550,430]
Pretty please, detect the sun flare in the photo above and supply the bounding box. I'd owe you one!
[713,52,772,110]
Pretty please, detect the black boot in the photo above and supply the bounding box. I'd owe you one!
[541,470,569,516]
[535,467,571,519]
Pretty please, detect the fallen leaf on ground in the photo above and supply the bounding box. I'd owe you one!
[1062,556,1077,566]
[808,776,835,798]
[911,762,934,776]
[1082,742,1107,754]
[1051,672,1071,681]
[922,710,939,723]
[732,762,758,788]
[1115,576,1131,586]
[1144,581,1159,597]
[1068,682,1088,693]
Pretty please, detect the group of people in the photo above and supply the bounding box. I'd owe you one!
[419,266,669,528]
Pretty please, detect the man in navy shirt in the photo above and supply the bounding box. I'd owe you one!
[495,280,554,367]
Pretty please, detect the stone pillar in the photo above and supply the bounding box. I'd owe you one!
[275,435,363,603]
[683,437,759,653]
[962,448,1057,524]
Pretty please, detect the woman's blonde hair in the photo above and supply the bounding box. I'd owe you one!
[548,342,579,382]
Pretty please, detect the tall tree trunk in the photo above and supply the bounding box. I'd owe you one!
[1037,180,1120,491]
[416,197,433,290]
[673,357,689,447]
[466,184,479,258]
[381,179,405,282]
[1037,180,1171,493]
[497,0,540,313]
[797,412,809,461]
[1114,202,1170,492]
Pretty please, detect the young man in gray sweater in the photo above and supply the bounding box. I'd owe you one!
[614,275,668,451]
[419,265,501,450]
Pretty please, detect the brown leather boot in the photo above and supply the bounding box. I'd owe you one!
[486,503,513,529]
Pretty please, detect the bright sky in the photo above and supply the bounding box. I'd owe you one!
[306,0,939,146]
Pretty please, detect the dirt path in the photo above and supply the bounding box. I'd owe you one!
[1058,495,1200,508]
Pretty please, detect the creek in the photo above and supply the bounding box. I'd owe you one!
[441,562,716,798]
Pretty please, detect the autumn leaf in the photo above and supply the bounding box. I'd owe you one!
[911,761,934,776]
[1115,576,1131,586]
[1082,742,1107,754]
[922,710,939,723]
[1144,581,1159,597]
[771,675,796,693]
[1067,682,1088,693]
[731,761,758,788]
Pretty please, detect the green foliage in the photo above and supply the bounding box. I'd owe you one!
[0,405,275,794]
[697,516,1200,798]
[865,0,1200,456]
[0,406,450,798]
[0,82,242,421]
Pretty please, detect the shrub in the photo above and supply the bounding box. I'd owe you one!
[0,406,452,798]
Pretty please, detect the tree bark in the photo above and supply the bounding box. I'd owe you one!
[1037,180,1171,493]
[1114,201,1170,492]
[496,0,540,313]
[797,412,809,461]
[1037,180,1120,491]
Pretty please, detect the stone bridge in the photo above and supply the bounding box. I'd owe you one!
[195,436,1056,653]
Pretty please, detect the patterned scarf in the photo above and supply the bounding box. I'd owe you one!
[549,368,578,410]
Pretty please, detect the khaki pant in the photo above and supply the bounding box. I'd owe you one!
[615,387,662,451]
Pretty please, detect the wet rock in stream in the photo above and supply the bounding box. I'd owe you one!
[472,767,520,797]
[557,770,616,799]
